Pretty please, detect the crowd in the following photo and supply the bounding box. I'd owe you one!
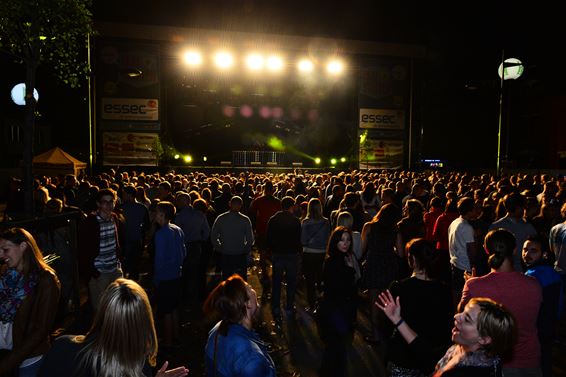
[1,168,565,377]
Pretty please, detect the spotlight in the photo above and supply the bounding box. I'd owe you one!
[327,59,344,75]
[183,50,202,67]
[203,156,208,162]
[174,154,180,160]
[330,158,337,165]
[266,55,284,71]
[315,157,321,165]
[214,51,234,70]
[298,59,314,73]
[245,54,264,71]
[340,157,346,163]
[184,155,192,163]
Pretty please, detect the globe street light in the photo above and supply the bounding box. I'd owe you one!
[497,56,524,174]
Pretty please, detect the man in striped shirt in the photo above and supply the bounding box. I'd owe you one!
[78,188,123,310]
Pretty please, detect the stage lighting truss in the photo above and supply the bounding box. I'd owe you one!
[181,48,346,77]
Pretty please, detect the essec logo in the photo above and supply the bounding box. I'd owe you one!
[360,114,395,124]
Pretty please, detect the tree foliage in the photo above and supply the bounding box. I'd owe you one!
[0,0,94,87]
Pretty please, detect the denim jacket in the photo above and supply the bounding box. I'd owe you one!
[205,322,276,377]
[301,218,331,250]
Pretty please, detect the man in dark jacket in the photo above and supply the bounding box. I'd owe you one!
[267,196,302,320]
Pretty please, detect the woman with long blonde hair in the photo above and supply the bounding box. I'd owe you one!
[39,278,188,377]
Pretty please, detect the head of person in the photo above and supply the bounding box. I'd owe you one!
[453,298,516,357]
[77,279,157,374]
[203,274,259,335]
[503,193,526,218]
[158,181,172,198]
[403,199,425,220]
[263,180,274,195]
[406,238,437,279]
[457,197,475,219]
[229,196,243,212]
[522,234,551,268]
[336,211,354,230]
[96,188,117,218]
[175,191,190,208]
[0,227,53,276]
[306,198,323,221]
[327,226,353,258]
[484,229,516,270]
[122,185,137,203]
[374,203,400,228]
[155,201,176,227]
[281,196,296,212]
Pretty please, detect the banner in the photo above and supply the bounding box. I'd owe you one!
[359,132,404,169]
[359,108,404,130]
[101,98,159,121]
[102,132,159,166]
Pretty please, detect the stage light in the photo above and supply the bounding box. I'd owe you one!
[203,156,208,162]
[298,59,314,73]
[340,157,346,163]
[330,158,337,165]
[214,51,234,70]
[184,155,192,163]
[174,154,180,160]
[266,55,284,71]
[315,157,321,165]
[327,59,344,75]
[245,54,264,70]
[183,50,202,67]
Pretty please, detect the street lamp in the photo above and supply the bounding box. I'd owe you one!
[496,55,524,174]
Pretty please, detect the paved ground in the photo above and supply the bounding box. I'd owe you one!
[70,250,566,377]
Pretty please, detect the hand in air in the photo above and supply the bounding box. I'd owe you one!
[156,361,189,377]
[375,290,401,323]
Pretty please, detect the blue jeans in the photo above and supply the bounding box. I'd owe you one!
[271,254,299,314]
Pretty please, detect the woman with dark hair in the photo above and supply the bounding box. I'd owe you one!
[318,226,358,377]
[459,229,542,375]
[377,294,516,377]
[0,227,60,377]
[39,278,187,377]
[360,182,380,219]
[203,275,275,377]
[384,238,453,376]
[360,203,403,344]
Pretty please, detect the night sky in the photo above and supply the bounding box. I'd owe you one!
[1,1,565,169]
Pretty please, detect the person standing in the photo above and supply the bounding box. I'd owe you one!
[120,185,149,281]
[318,227,358,377]
[78,188,124,310]
[550,202,566,288]
[210,196,254,280]
[153,201,186,350]
[460,229,542,377]
[448,197,478,304]
[174,192,210,305]
[489,193,537,272]
[248,181,281,295]
[266,196,302,320]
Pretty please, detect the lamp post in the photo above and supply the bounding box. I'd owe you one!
[496,54,524,174]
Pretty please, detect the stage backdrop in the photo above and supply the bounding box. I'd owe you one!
[96,39,161,166]
[358,58,410,169]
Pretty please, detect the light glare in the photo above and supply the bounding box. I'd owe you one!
[246,54,264,70]
[267,55,284,71]
[327,60,344,75]
[298,59,314,73]
[214,51,234,69]
[183,50,202,66]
